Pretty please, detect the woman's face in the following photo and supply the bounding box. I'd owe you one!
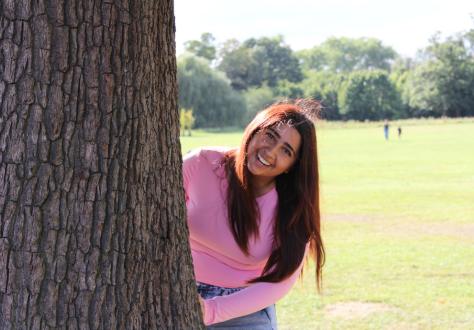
[246,123,302,182]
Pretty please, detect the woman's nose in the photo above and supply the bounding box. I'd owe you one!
[265,145,278,161]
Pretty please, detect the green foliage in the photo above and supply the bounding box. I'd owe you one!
[338,70,402,120]
[295,37,401,120]
[403,64,441,117]
[180,108,195,136]
[405,33,474,117]
[217,40,261,90]
[249,36,303,87]
[389,58,415,118]
[179,23,474,123]
[177,55,246,128]
[464,26,474,55]
[218,35,302,90]
[389,57,414,93]
[298,37,397,73]
[184,33,217,62]
[300,71,345,120]
[271,79,305,99]
[242,85,276,125]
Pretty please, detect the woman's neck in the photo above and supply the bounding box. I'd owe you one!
[250,176,275,197]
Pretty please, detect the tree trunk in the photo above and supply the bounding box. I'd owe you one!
[0,0,203,328]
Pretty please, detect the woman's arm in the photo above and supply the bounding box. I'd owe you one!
[202,251,307,325]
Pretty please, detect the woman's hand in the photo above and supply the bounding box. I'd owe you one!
[198,296,206,318]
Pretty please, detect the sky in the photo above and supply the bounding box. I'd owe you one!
[174,0,473,58]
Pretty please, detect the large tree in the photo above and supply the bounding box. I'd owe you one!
[0,1,202,328]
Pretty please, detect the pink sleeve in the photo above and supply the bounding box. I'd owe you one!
[202,246,309,325]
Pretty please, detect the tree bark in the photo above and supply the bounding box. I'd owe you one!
[0,0,203,328]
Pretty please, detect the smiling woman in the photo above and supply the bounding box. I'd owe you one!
[183,100,325,328]
[246,124,302,196]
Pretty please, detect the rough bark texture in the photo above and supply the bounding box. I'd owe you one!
[0,0,203,328]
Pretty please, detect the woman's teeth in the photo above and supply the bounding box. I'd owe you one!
[257,153,270,166]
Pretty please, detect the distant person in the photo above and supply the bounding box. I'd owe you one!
[183,100,325,328]
[383,120,389,140]
[398,126,402,138]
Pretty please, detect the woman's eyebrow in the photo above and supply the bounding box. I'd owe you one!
[283,142,295,154]
[268,127,280,137]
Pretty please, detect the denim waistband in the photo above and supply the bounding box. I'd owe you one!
[196,282,245,299]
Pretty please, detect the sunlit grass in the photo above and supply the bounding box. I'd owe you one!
[181,118,474,329]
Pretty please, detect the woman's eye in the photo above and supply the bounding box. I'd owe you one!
[284,148,292,157]
[265,132,275,139]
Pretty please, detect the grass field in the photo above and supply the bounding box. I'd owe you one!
[181,118,474,330]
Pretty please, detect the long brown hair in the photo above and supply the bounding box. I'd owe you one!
[223,100,325,289]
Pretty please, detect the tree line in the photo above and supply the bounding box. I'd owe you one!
[178,27,474,128]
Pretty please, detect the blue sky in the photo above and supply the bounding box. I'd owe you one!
[174,0,473,57]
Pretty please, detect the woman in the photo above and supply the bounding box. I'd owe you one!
[183,100,325,329]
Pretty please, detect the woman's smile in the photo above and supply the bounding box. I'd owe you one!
[257,152,272,167]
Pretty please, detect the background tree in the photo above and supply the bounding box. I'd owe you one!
[178,55,246,127]
[338,70,402,120]
[390,57,415,118]
[300,71,343,120]
[184,32,217,62]
[249,36,303,87]
[464,25,474,55]
[271,80,305,99]
[216,40,261,91]
[0,1,202,328]
[298,37,397,73]
[242,86,276,124]
[218,36,303,90]
[405,33,474,117]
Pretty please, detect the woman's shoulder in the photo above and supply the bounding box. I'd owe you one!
[184,146,235,169]
[185,146,233,162]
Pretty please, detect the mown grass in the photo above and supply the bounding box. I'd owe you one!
[180,118,474,329]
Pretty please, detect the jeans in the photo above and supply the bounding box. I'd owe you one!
[197,282,278,330]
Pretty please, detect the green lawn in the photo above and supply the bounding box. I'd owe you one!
[181,118,474,329]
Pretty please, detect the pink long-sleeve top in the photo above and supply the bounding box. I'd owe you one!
[183,147,306,325]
